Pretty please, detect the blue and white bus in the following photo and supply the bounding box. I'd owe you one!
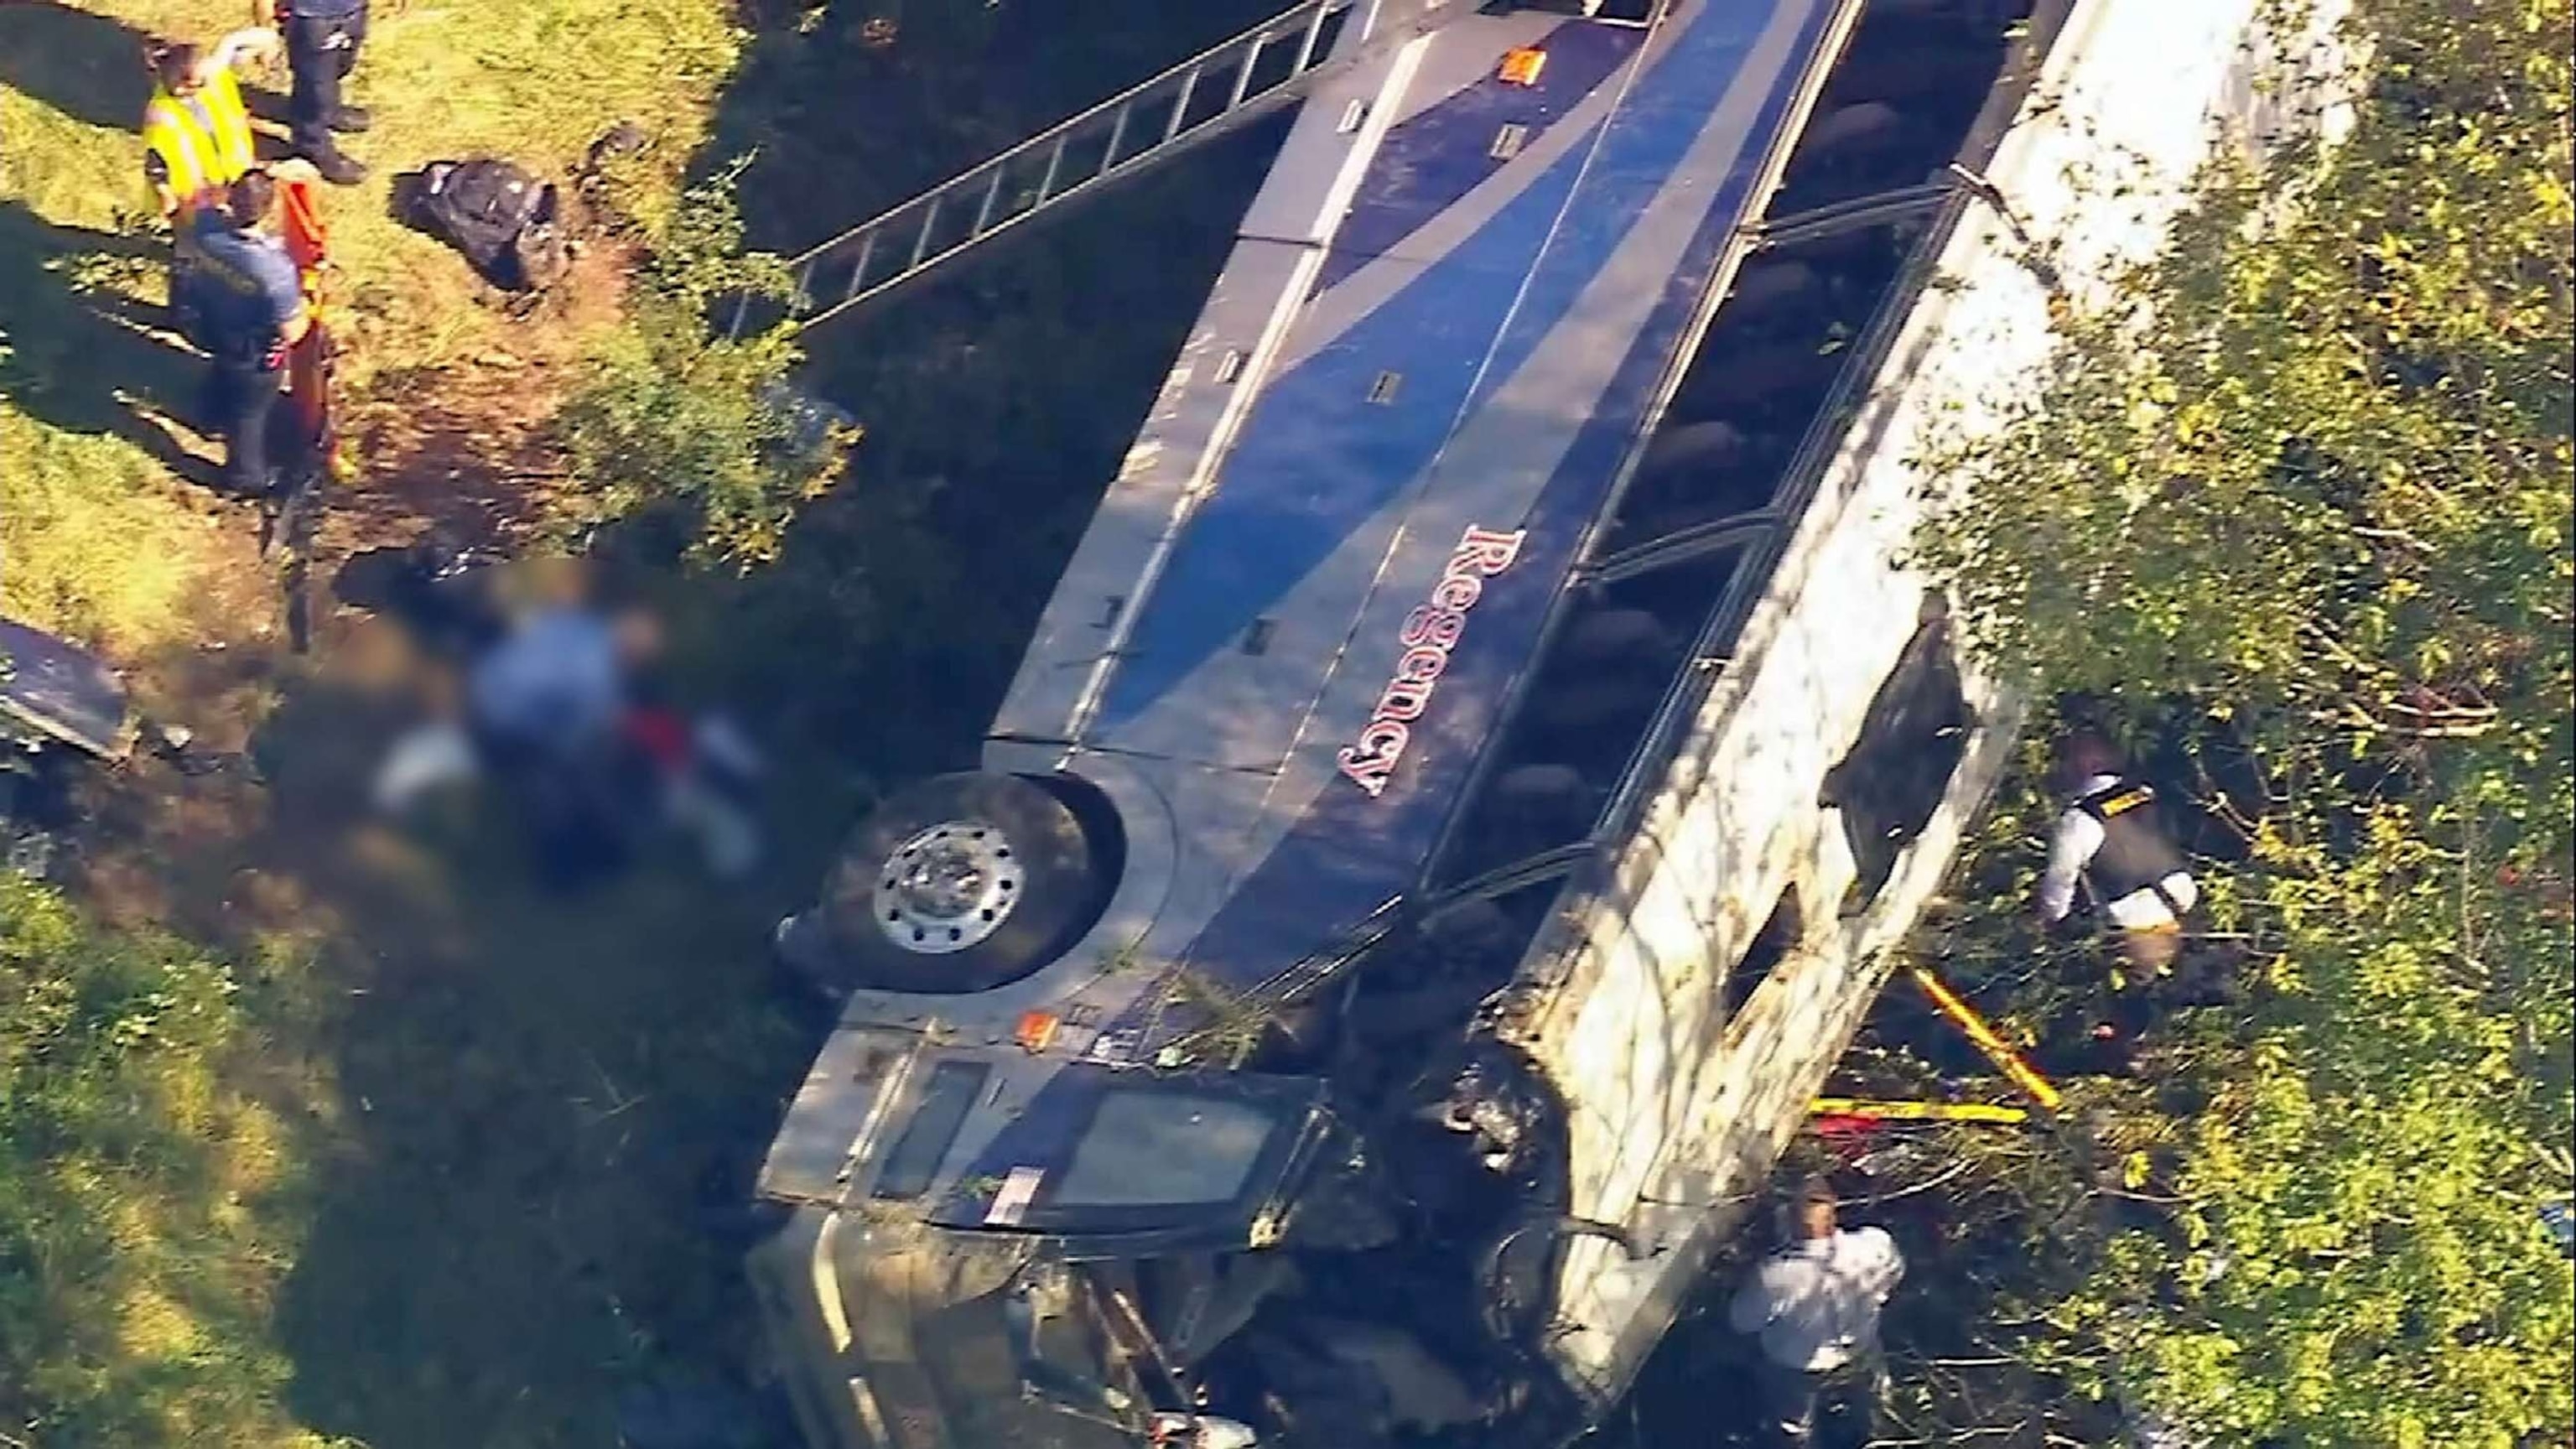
[744,0,2345,1441]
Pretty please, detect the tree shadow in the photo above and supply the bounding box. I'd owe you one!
[67,6,1358,1446]
[702,0,1292,255]
[0,0,156,132]
[0,3,298,177]
[210,612,856,1446]
[226,145,1275,1417]
[0,200,224,489]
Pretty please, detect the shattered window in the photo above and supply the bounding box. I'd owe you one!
[1729,886,1805,1016]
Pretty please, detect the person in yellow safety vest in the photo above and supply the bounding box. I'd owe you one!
[141,29,281,221]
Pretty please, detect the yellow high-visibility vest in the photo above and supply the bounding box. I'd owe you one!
[143,69,256,211]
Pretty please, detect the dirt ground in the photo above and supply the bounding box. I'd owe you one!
[3,7,838,1440]
[44,252,854,1449]
[8,4,1296,1442]
[13,0,1902,1441]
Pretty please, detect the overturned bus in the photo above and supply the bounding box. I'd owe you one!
[745,0,2352,1443]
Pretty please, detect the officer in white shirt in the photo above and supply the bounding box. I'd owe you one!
[2034,730,2199,973]
[1728,1177,1904,1445]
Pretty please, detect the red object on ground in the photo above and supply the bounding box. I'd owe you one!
[1810,1114,1883,1144]
[621,707,692,774]
[1810,1113,1888,1168]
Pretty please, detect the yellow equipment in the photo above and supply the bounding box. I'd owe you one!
[143,69,257,212]
[1907,966,2064,1111]
[1810,1097,2030,1125]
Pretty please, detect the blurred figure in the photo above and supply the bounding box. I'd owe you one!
[618,684,766,880]
[464,600,660,771]
[457,596,659,887]
[371,579,764,886]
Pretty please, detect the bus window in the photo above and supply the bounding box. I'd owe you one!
[1822,610,1971,907]
[1051,1091,1280,1209]
[873,1060,989,1201]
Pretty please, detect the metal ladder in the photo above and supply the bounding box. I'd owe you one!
[730,0,1464,339]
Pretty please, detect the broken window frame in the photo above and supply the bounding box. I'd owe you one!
[1819,605,1975,911]
[926,1068,1332,1252]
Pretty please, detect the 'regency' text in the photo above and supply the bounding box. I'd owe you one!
[1335,525,1526,797]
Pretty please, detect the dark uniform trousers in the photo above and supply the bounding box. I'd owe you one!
[174,242,278,496]
[285,1,368,153]
[204,350,284,496]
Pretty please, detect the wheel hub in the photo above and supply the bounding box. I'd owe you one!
[874,820,1022,953]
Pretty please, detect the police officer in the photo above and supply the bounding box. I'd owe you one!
[260,0,371,184]
[178,169,310,496]
[141,29,278,221]
[2033,729,2199,973]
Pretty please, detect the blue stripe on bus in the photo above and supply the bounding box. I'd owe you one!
[1092,127,1601,731]
[1315,20,1646,292]
[1137,0,1838,1020]
[1093,1,1797,735]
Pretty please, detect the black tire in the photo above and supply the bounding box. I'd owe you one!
[787,771,1109,995]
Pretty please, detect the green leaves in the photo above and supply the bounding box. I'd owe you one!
[1903,0,2576,1440]
[553,162,857,568]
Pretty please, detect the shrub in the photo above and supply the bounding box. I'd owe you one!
[553,164,858,568]
[1910,0,2575,1441]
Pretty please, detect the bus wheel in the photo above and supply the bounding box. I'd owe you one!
[779,771,1111,995]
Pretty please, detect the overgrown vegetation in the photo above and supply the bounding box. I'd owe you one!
[1903,0,2576,1440]
[0,877,331,1448]
[553,165,854,567]
[13,0,2561,1441]
[5,0,777,1440]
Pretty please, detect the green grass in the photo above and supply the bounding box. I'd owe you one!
[3,0,743,650]
[5,3,1296,1446]
[0,876,343,1449]
[0,402,219,647]
[14,0,2544,1444]
[0,73,231,645]
[3,0,742,374]
[5,1,766,1442]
